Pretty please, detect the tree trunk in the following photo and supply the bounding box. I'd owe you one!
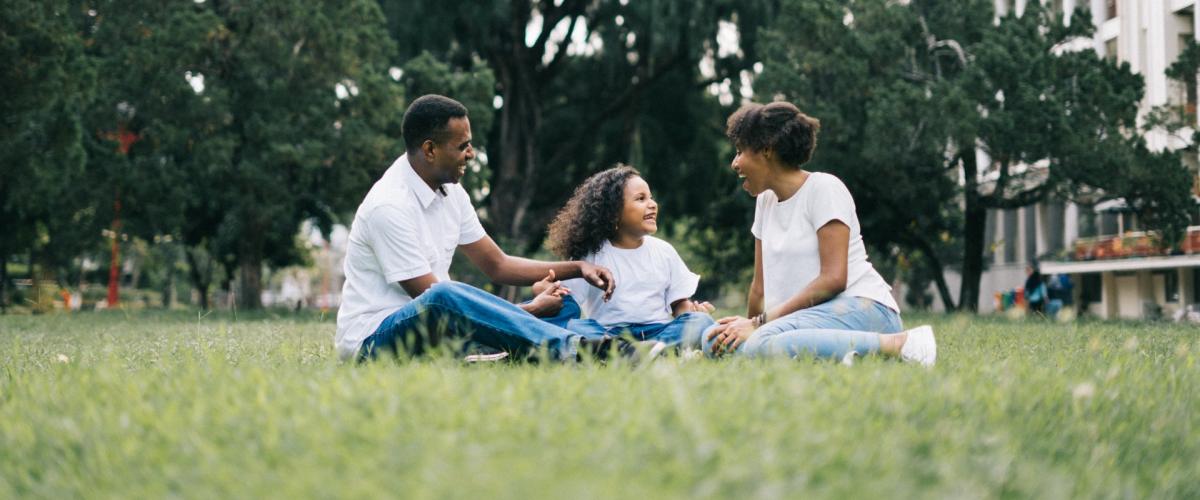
[237,236,264,310]
[162,248,177,309]
[910,237,956,311]
[488,72,542,249]
[0,257,7,313]
[959,151,986,312]
[185,247,212,310]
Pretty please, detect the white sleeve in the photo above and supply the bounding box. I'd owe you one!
[663,243,700,305]
[808,175,857,231]
[561,277,595,316]
[365,204,432,283]
[751,194,767,239]
[452,187,487,245]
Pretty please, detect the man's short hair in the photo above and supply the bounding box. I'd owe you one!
[402,94,469,150]
[726,101,821,168]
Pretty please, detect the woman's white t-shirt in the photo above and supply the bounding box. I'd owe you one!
[561,236,700,327]
[751,172,899,313]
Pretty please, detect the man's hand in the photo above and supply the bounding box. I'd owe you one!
[578,261,615,301]
[521,271,570,317]
[705,316,756,354]
[673,298,715,317]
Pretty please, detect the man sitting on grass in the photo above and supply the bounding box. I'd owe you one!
[336,94,632,363]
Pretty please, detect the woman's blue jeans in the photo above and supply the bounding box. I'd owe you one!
[357,282,581,362]
[699,295,903,359]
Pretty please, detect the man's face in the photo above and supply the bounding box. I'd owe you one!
[429,117,475,185]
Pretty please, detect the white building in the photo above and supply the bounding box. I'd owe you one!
[932,0,1200,319]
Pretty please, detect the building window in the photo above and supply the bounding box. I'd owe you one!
[1025,206,1038,261]
[1162,271,1180,303]
[1078,206,1097,238]
[1081,273,1103,304]
[1004,209,1019,264]
[1180,35,1197,123]
[1105,38,1118,61]
[1194,268,1200,304]
[1046,202,1065,252]
[1100,212,1119,236]
[1106,0,1118,21]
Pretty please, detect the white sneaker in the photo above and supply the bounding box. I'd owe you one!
[680,348,704,361]
[463,351,509,363]
[630,340,669,365]
[899,325,937,367]
[840,351,859,366]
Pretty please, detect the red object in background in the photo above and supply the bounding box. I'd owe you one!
[102,125,140,307]
[107,193,121,306]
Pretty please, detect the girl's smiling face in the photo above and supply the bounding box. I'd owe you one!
[617,175,658,238]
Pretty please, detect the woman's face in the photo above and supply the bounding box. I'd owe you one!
[731,147,771,196]
[617,175,658,237]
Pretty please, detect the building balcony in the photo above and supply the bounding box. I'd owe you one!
[1072,227,1200,261]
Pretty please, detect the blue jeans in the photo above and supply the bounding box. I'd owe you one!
[564,299,715,348]
[357,282,581,362]
[699,295,902,359]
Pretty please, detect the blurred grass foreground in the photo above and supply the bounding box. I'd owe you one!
[1,311,1198,498]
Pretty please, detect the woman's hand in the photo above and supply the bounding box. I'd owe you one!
[706,316,756,354]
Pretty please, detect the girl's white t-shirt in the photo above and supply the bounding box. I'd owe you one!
[751,172,899,313]
[562,236,700,327]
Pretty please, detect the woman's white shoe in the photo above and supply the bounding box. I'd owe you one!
[899,325,937,367]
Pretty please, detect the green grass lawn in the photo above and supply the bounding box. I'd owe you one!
[1,311,1197,498]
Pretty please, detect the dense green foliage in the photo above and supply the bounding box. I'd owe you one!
[1,312,1198,497]
[755,0,1195,310]
[3,0,1197,312]
[0,0,94,299]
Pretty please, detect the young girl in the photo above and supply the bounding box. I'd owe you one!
[540,165,716,349]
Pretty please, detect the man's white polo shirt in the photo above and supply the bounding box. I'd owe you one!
[335,154,486,360]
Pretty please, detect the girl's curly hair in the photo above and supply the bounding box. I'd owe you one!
[546,165,641,260]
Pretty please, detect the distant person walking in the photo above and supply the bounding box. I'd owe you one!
[1024,262,1047,315]
[702,101,936,365]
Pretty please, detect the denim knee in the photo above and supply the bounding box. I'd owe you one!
[419,281,476,310]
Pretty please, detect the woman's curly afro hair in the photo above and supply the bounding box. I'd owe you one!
[546,165,641,260]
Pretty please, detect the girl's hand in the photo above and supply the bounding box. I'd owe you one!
[532,270,560,296]
[689,301,716,314]
[525,271,570,317]
[706,316,756,354]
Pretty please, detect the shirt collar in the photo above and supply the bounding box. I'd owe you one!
[397,154,443,209]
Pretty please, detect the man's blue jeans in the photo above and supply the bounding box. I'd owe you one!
[699,295,902,359]
[357,282,581,362]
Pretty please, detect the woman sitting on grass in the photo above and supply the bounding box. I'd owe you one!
[537,165,717,352]
[703,101,937,366]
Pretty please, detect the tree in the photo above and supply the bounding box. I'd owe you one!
[0,0,94,311]
[379,0,777,254]
[753,0,968,310]
[952,4,1192,310]
[755,0,1194,312]
[79,0,407,309]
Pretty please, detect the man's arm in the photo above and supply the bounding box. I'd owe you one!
[399,273,439,298]
[397,271,563,317]
[459,236,615,299]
